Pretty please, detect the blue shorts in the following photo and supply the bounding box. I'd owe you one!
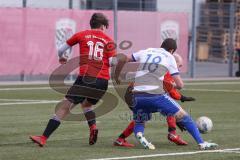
[133,93,180,122]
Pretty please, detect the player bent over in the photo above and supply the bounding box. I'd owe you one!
[114,54,196,147]
[30,13,116,147]
[115,38,218,150]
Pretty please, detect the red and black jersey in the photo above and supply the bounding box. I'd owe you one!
[67,29,116,80]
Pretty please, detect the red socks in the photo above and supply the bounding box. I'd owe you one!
[166,116,177,134]
[90,124,97,130]
[119,121,135,139]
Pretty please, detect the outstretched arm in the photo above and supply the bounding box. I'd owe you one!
[58,33,80,64]
[57,42,71,64]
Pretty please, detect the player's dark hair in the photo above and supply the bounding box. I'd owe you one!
[90,13,109,29]
[161,38,177,53]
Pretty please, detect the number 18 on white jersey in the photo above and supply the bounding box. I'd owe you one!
[131,48,179,94]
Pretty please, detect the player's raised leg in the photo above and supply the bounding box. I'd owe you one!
[30,99,74,147]
[30,98,99,146]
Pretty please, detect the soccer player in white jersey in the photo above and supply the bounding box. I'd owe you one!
[120,38,218,150]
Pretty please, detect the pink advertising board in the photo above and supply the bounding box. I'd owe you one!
[0,8,188,75]
[118,11,189,72]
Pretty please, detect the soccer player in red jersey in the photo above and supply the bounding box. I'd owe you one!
[30,13,116,147]
[114,54,195,147]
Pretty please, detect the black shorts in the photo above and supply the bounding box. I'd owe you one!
[65,76,108,105]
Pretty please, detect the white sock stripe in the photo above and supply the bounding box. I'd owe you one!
[83,108,93,113]
[52,114,61,122]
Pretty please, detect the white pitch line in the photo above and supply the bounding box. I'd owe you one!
[88,148,240,160]
[0,81,239,91]
[0,86,239,94]
[0,81,239,92]
[0,98,54,102]
[0,87,50,91]
[184,88,240,93]
[0,85,133,90]
[185,81,240,85]
[221,150,240,154]
[0,100,59,106]
[223,148,240,151]
[0,86,239,93]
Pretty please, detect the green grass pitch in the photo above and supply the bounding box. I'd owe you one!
[0,80,240,160]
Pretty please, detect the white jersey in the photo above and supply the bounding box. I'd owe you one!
[131,48,179,94]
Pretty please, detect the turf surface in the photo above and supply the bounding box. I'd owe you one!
[0,80,240,160]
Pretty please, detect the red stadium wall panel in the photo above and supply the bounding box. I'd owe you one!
[0,8,188,75]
